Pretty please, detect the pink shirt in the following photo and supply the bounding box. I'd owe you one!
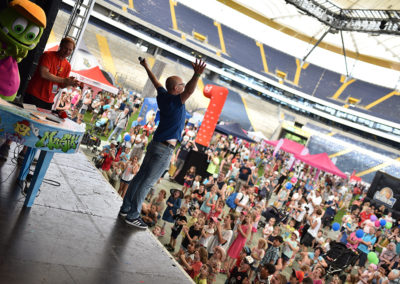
[346,232,360,250]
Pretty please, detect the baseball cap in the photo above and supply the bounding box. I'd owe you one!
[110,140,118,145]
[292,269,304,282]
[293,231,300,241]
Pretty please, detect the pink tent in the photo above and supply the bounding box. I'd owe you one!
[294,152,347,178]
[265,138,308,156]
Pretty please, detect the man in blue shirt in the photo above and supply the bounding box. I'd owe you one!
[357,226,377,267]
[119,57,206,229]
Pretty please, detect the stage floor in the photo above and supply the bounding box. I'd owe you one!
[0,147,192,284]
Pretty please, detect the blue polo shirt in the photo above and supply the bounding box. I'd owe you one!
[152,87,185,142]
[357,234,376,254]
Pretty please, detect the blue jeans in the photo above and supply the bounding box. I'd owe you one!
[108,126,123,141]
[107,120,114,131]
[120,141,174,219]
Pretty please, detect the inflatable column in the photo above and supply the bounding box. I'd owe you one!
[195,84,228,147]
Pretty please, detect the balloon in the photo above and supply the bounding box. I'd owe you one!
[371,257,379,265]
[356,229,364,239]
[285,182,293,190]
[291,177,298,184]
[332,222,340,231]
[374,220,381,227]
[368,252,377,263]
[370,215,377,221]
[380,219,386,226]
[385,222,392,229]
[124,134,131,142]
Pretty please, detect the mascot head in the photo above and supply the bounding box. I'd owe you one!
[0,0,46,61]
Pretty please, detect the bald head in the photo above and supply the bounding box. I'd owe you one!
[166,76,184,94]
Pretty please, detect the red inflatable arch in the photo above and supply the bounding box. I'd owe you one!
[195,84,228,147]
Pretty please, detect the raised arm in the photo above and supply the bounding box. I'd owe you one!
[139,58,162,89]
[180,59,206,104]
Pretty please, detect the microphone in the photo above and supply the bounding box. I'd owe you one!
[138,57,144,62]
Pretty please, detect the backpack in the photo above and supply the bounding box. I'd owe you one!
[226,192,244,209]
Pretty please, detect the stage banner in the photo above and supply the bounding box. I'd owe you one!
[367,171,400,216]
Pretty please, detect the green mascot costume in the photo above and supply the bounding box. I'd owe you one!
[0,0,46,101]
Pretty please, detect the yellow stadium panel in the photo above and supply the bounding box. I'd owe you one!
[332,75,355,99]
[294,59,309,86]
[193,32,207,42]
[96,34,116,76]
[214,21,226,54]
[47,29,57,44]
[356,157,400,177]
[329,149,352,158]
[256,41,269,73]
[364,91,400,110]
[241,96,257,131]
[128,0,134,9]
[169,0,178,30]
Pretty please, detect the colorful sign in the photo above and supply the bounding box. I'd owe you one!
[0,99,84,153]
[195,84,228,147]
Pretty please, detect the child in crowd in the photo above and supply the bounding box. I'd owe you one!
[225,180,236,198]
[198,217,216,249]
[263,217,276,239]
[208,199,225,220]
[166,207,187,252]
[142,204,158,227]
[180,220,204,255]
[250,239,266,278]
[183,166,196,195]
[181,194,192,210]
[161,189,183,236]
[248,208,261,245]
[192,175,202,192]
[282,232,299,269]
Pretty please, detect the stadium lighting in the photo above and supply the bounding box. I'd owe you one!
[285,0,400,35]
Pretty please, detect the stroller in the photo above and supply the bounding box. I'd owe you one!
[323,241,359,276]
[81,125,101,153]
[258,206,289,228]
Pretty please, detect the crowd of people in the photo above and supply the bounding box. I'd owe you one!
[53,53,398,284]
[93,119,400,283]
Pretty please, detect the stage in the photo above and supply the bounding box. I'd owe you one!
[0,147,193,284]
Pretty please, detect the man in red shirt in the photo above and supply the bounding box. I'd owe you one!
[0,38,78,160]
[24,37,78,110]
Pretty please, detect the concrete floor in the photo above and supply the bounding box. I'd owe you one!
[0,146,193,284]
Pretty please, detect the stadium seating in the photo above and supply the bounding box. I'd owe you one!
[174,5,220,48]
[128,0,172,32]
[332,133,398,158]
[306,134,400,183]
[220,25,267,75]
[103,0,400,121]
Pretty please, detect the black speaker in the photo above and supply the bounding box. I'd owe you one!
[175,150,210,185]
[16,0,63,102]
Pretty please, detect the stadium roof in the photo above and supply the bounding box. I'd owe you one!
[182,0,400,88]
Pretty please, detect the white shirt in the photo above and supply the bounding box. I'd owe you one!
[235,192,249,213]
[308,217,322,238]
[295,203,308,222]
[207,229,233,254]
